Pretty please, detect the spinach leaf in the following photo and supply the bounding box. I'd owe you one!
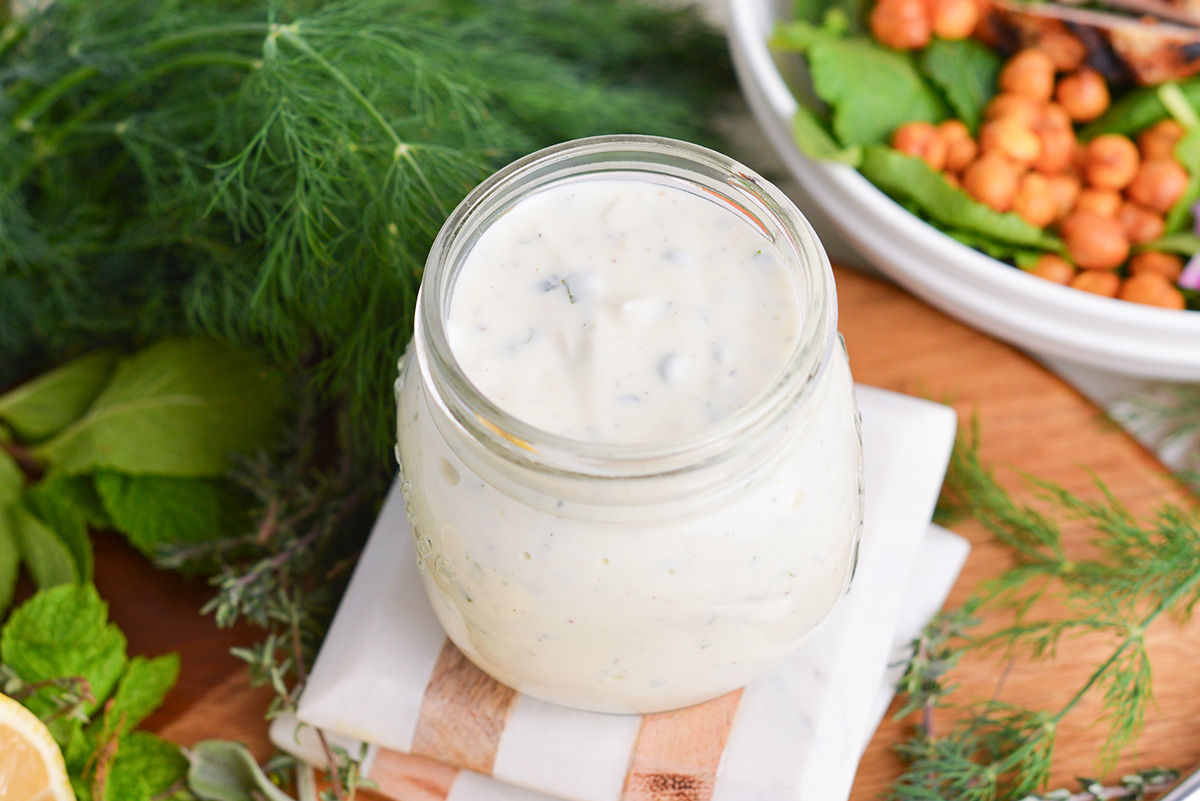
[808,39,949,146]
[792,105,864,165]
[793,0,869,32]
[859,146,1060,249]
[1083,77,1200,139]
[919,38,1001,132]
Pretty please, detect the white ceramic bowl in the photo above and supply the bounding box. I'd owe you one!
[727,0,1200,380]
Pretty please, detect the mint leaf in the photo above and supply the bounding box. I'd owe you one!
[12,502,81,589]
[0,351,118,443]
[0,583,127,719]
[187,740,295,801]
[0,452,21,612]
[35,338,283,478]
[26,479,93,581]
[105,731,190,801]
[0,449,21,506]
[919,38,1001,132]
[859,146,1061,249]
[95,472,227,558]
[40,474,111,530]
[792,105,863,165]
[807,39,948,146]
[100,654,181,737]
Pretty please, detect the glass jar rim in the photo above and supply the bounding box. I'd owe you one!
[414,134,838,480]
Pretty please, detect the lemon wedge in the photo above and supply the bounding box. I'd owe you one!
[0,692,75,801]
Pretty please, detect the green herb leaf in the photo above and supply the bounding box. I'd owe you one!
[12,502,81,590]
[791,105,863,165]
[35,338,283,478]
[793,0,869,31]
[807,38,948,146]
[95,472,227,559]
[102,731,190,801]
[100,654,181,738]
[918,38,1001,132]
[859,146,1061,249]
[187,740,296,801]
[39,474,111,530]
[0,449,22,507]
[26,478,93,582]
[1138,231,1200,255]
[1166,126,1200,234]
[0,583,127,720]
[0,350,118,443]
[0,452,21,612]
[1082,76,1200,139]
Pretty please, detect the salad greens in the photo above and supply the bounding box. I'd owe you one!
[773,0,1200,301]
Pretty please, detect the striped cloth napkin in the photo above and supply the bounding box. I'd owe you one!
[271,386,971,801]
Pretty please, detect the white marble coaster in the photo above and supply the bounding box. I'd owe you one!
[283,386,966,801]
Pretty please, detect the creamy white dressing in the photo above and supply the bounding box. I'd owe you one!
[446,179,801,443]
[396,171,863,714]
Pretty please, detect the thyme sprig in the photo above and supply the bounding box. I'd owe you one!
[889,421,1200,801]
[158,394,387,800]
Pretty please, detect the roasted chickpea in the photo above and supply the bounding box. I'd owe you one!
[1035,30,1086,71]
[1126,159,1189,213]
[1128,250,1184,280]
[1033,108,1077,174]
[962,153,1021,212]
[1137,119,1184,161]
[1117,201,1165,244]
[1073,188,1122,217]
[931,0,979,38]
[1044,173,1081,220]
[1083,134,1139,190]
[870,0,931,50]
[980,117,1042,165]
[1061,209,1130,269]
[1055,70,1109,122]
[1070,270,1121,297]
[1012,172,1058,227]
[999,49,1056,102]
[1118,272,1186,309]
[939,120,978,172]
[892,121,948,171]
[1027,253,1076,284]
[985,93,1043,127]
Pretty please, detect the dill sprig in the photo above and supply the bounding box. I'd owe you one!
[889,421,1200,801]
[0,0,732,455]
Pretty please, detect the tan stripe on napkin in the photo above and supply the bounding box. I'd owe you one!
[369,749,459,801]
[620,688,743,801]
[410,638,518,774]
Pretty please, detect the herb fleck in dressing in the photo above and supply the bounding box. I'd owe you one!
[397,159,862,714]
[447,179,802,443]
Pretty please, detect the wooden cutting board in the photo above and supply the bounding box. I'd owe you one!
[92,265,1199,799]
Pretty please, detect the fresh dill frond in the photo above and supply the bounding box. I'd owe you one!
[0,0,733,453]
[891,423,1200,801]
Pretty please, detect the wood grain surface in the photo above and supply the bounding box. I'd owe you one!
[93,266,1200,799]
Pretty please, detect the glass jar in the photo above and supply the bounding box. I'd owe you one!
[395,135,863,714]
